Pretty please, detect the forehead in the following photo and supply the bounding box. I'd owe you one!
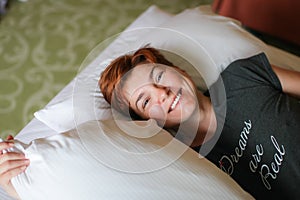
[122,63,155,98]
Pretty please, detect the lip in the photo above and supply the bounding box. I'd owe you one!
[168,88,182,113]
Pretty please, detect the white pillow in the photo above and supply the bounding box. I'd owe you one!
[130,6,267,87]
[34,5,268,133]
[33,5,173,133]
[11,120,253,200]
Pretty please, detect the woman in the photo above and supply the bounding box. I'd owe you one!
[1,46,299,199]
[99,47,300,199]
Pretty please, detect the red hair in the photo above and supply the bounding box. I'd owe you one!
[99,47,189,118]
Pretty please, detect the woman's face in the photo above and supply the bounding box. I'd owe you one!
[122,63,198,128]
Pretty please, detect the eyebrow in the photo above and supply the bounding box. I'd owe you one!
[149,65,156,80]
[134,65,157,111]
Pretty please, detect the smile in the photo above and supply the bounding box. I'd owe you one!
[169,88,182,112]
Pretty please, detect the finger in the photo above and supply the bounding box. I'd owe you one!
[0,165,27,186]
[0,158,29,175]
[0,141,14,152]
[6,135,14,141]
[0,152,26,165]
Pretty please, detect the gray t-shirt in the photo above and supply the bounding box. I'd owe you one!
[202,53,300,199]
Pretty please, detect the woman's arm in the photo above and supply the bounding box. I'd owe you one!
[272,65,300,98]
[0,135,29,200]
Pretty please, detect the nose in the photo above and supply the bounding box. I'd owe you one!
[149,86,170,124]
[153,85,170,104]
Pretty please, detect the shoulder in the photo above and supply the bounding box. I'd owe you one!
[221,53,282,90]
[224,52,270,75]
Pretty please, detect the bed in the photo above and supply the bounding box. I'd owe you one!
[1,4,300,200]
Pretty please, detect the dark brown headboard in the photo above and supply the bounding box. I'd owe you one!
[212,0,300,53]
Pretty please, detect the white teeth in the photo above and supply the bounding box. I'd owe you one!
[170,92,181,111]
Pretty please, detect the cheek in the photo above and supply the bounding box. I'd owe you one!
[168,73,183,84]
[177,92,198,121]
[149,105,166,120]
[149,104,169,127]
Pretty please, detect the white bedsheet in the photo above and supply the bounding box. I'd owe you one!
[10,120,253,200]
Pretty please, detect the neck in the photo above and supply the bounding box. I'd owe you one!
[190,91,216,147]
[168,90,217,148]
